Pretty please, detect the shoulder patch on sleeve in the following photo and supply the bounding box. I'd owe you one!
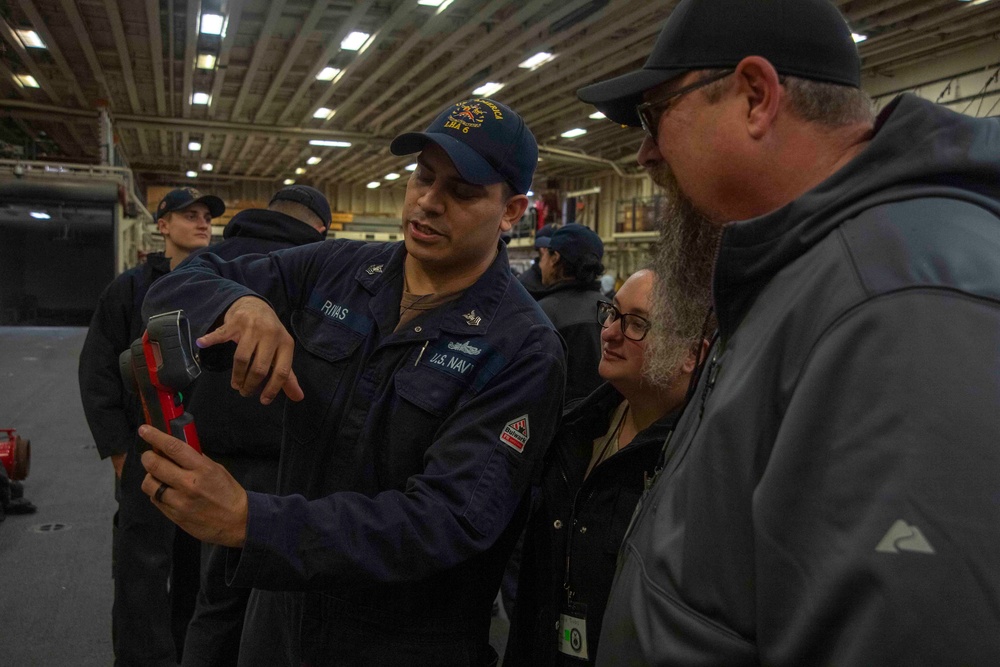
[500,414,530,452]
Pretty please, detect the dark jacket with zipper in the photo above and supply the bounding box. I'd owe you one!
[181,209,325,458]
[538,281,605,404]
[597,95,1000,665]
[144,238,566,666]
[79,251,171,459]
[505,382,676,666]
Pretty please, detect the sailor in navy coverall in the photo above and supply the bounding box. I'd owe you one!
[137,98,566,666]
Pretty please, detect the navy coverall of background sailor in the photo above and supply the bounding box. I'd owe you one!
[143,238,567,666]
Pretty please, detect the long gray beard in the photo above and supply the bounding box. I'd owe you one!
[642,163,722,388]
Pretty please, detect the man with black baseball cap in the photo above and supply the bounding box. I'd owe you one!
[578,0,1000,664]
[79,185,224,664]
[137,98,565,665]
[176,184,331,665]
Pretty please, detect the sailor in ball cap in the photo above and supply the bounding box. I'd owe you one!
[578,0,1000,664]
[137,99,566,665]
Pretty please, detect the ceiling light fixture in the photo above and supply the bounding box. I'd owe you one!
[192,92,210,105]
[284,179,295,185]
[852,32,868,43]
[16,29,45,49]
[309,140,352,147]
[307,156,322,165]
[200,14,224,35]
[473,82,505,97]
[341,31,370,51]
[589,111,606,119]
[316,67,341,81]
[188,141,202,151]
[313,107,335,120]
[405,163,417,171]
[384,172,400,180]
[561,128,587,138]
[196,53,217,69]
[29,211,50,220]
[367,181,381,189]
[295,167,306,175]
[186,170,198,178]
[519,52,556,70]
[201,163,213,171]
[14,74,39,88]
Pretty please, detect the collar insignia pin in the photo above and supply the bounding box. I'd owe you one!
[366,264,384,275]
[463,310,481,327]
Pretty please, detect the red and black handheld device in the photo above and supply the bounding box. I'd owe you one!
[119,310,202,452]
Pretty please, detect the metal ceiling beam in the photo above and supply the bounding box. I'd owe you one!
[252,0,331,124]
[229,0,288,122]
[182,0,199,118]
[103,0,142,114]
[145,0,166,116]
[208,0,248,120]
[58,0,113,105]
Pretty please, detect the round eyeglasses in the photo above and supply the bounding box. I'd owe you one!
[596,301,651,342]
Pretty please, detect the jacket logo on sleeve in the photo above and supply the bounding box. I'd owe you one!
[365,264,383,275]
[500,415,529,452]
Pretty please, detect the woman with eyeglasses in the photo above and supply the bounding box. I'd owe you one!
[504,268,707,666]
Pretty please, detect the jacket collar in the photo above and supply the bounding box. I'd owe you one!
[354,241,514,337]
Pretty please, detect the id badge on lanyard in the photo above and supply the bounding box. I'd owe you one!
[557,600,589,660]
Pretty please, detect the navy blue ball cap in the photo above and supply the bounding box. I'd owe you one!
[156,187,225,218]
[269,184,332,230]
[577,0,861,127]
[390,98,538,195]
[533,223,558,248]
[536,223,604,263]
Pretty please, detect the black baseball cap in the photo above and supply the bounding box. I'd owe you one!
[577,0,861,127]
[390,98,538,195]
[533,223,558,248]
[269,185,332,230]
[536,223,604,263]
[156,187,225,219]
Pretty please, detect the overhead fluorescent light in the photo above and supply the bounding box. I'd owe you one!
[519,52,556,70]
[526,190,534,197]
[418,0,446,5]
[561,128,587,138]
[309,140,352,147]
[14,74,39,88]
[384,172,400,180]
[307,156,322,165]
[316,67,341,81]
[186,170,198,178]
[188,141,202,151]
[366,181,381,189]
[405,163,417,171]
[201,163,213,171]
[852,32,868,43]
[16,29,45,49]
[295,167,306,175]
[589,111,606,119]
[313,107,335,120]
[196,53,217,69]
[473,82,504,97]
[341,31,370,51]
[29,211,50,220]
[192,92,210,105]
[200,14,224,35]
[284,179,295,185]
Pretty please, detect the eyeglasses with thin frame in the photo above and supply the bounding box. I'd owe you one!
[636,69,735,141]
[596,301,652,342]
